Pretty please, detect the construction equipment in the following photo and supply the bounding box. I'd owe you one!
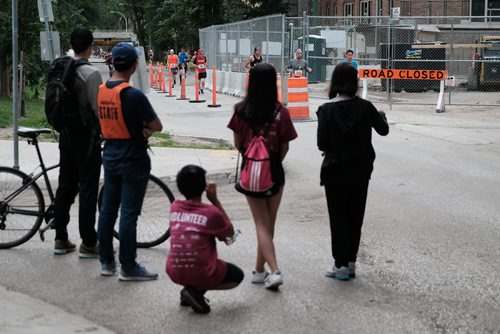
[468,36,500,90]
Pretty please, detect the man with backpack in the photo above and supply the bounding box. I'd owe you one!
[49,27,102,257]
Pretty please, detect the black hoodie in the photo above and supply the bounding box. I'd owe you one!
[316,97,389,185]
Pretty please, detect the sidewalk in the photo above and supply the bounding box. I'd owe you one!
[0,285,115,334]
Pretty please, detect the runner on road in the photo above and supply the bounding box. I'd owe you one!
[191,49,208,94]
[178,48,189,76]
[167,49,179,87]
[244,47,263,70]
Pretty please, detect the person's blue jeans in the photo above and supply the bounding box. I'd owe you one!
[98,169,149,272]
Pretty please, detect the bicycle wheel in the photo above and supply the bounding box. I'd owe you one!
[99,174,174,248]
[0,167,45,249]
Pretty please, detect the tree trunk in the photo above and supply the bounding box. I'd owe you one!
[0,64,13,97]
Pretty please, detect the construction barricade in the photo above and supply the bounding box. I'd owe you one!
[208,67,221,108]
[189,69,206,103]
[287,73,310,120]
[177,69,189,100]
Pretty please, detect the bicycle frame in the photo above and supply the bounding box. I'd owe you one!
[3,138,59,217]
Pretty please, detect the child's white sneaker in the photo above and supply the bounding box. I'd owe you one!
[264,271,283,290]
[251,270,270,284]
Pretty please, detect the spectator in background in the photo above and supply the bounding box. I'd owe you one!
[340,49,358,70]
[286,48,312,76]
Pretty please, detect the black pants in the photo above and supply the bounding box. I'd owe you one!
[324,178,369,268]
[54,144,101,245]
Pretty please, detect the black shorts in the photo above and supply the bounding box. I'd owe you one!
[221,262,244,285]
[170,68,178,74]
[198,72,207,79]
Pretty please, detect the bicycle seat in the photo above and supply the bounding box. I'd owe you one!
[17,127,52,139]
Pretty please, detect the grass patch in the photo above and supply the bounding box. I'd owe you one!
[1,98,232,149]
[150,131,234,150]
[0,97,49,129]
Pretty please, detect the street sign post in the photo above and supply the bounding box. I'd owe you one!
[38,0,56,61]
[40,31,61,61]
[37,0,54,22]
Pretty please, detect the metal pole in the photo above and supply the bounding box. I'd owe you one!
[448,21,454,105]
[289,22,294,60]
[265,17,269,63]
[281,15,285,75]
[12,0,19,169]
[302,11,307,52]
[42,0,54,61]
[110,11,128,33]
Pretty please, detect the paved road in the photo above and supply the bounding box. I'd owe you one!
[1,62,499,333]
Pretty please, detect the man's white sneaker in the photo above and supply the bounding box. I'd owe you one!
[264,271,283,289]
[251,270,270,284]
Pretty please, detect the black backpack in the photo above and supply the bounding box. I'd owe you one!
[45,56,87,131]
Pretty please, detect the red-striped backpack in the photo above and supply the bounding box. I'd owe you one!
[238,113,277,195]
[240,135,273,193]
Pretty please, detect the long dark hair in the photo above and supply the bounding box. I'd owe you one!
[235,63,277,126]
[328,62,358,99]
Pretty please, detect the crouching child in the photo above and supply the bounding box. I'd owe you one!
[166,165,244,314]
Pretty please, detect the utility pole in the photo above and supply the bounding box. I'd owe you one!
[12,0,19,169]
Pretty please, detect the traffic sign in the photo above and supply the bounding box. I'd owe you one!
[40,31,61,61]
[392,7,401,19]
[359,69,448,80]
[37,0,54,22]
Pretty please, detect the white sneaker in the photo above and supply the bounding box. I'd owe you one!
[264,271,283,289]
[251,270,270,284]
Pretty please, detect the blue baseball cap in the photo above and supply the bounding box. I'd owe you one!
[112,42,138,65]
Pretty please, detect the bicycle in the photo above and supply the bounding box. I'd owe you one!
[0,127,174,249]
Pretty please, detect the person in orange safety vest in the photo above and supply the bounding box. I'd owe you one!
[97,42,163,281]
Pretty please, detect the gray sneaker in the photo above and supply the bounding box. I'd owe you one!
[348,262,356,278]
[326,265,350,281]
[119,264,158,281]
[101,262,117,276]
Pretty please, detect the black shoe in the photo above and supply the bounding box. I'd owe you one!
[180,288,190,307]
[181,287,210,314]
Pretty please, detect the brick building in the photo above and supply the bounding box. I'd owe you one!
[315,0,500,17]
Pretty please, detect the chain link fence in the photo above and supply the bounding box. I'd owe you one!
[200,15,500,107]
[199,14,285,74]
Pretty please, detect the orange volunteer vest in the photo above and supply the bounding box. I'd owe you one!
[97,82,132,140]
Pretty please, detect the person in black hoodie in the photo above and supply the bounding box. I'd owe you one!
[317,62,389,281]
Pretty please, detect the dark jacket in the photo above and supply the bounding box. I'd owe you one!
[317,97,389,185]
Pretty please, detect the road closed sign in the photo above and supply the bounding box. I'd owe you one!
[359,69,448,80]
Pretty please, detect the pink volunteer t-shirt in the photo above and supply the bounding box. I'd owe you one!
[166,199,233,289]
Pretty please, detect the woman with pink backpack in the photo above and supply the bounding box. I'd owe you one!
[227,63,297,290]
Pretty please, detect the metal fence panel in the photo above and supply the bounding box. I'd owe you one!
[200,15,500,107]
